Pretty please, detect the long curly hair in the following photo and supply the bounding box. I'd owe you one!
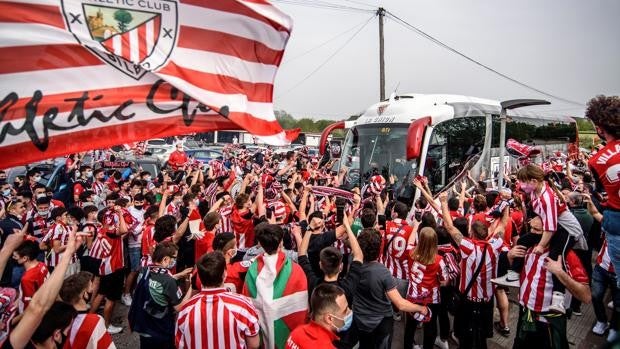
[585,95,620,138]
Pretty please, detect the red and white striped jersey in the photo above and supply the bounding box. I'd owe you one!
[529,183,567,232]
[519,249,588,313]
[459,237,505,302]
[99,234,125,276]
[67,313,115,349]
[406,255,448,304]
[166,203,181,221]
[140,219,156,267]
[28,213,50,242]
[47,222,77,267]
[92,181,106,196]
[382,219,415,279]
[18,262,48,313]
[596,238,614,273]
[218,205,233,234]
[176,288,260,349]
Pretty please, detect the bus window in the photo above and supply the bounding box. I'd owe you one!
[491,115,577,153]
[423,117,486,193]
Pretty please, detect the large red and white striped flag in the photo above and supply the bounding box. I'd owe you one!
[0,0,297,169]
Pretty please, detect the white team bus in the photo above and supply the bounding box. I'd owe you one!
[319,94,578,203]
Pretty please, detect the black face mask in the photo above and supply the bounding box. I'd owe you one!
[134,205,143,210]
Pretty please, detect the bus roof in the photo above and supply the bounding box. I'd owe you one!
[350,93,575,127]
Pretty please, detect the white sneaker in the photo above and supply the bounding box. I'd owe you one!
[107,325,123,334]
[434,337,449,349]
[608,329,618,342]
[547,291,565,314]
[592,321,609,335]
[491,270,520,288]
[121,293,132,306]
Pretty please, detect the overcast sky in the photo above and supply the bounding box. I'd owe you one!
[271,0,620,120]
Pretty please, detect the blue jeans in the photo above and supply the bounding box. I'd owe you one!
[128,247,142,272]
[591,265,619,329]
[602,210,620,288]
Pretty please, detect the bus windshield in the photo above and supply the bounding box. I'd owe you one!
[340,123,418,191]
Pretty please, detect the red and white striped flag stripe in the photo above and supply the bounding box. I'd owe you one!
[102,16,161,64]
[0,0,296,169]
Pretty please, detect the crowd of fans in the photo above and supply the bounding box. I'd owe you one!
[0,95,617,349]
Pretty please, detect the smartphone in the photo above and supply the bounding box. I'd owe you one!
[335,197,346,225]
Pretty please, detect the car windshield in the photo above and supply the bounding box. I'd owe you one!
[340,123,417,188]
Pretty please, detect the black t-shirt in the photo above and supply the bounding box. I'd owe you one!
[353,261,397,331]
[300,221,337,281]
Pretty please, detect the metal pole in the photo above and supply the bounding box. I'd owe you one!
[378,7,385,101]
[498,110,507,189]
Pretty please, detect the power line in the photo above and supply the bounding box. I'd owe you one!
[271,0,374,13]
[276,13,376,99]
[339,0,377,10]
[385,10,584,107]
[282,17,373,64]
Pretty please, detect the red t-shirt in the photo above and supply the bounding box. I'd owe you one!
[19,262,48,313]
[192,260,251,293]
[286,321,338,349]
[589,139,620,210]
[194,230,215,261]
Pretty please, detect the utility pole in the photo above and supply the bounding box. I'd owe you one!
[378,7,386,101]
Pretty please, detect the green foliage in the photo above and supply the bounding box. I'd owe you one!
[575,118,595,132]
[275,110,341,133]
[114,9,133,32]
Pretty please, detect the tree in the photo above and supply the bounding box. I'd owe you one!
[114,9,133,32]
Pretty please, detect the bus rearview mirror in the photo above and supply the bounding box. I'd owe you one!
[406,116,432,160]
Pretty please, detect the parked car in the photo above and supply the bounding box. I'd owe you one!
[6,158,71,202]
[185,148,224,164]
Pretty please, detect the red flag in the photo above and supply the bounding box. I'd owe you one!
[0,0,293,169]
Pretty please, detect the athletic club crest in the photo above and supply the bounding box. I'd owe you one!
[61,0,178,79]
[377,103,388,116]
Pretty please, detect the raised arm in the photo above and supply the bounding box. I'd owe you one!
[584,194,603,222]
[439,192,463,245]
[413,178,439,213]
[10,230,80,349]
[172,216,189,244]
[343,215,363,262]
[298,186,310,221]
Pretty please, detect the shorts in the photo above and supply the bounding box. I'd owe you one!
[128,247,142,272]
[99,269,125,301]
[79,256,101,276]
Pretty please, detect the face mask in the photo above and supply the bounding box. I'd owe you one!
[35,193,46,199]
[134,205,143,210]
[520,182,535,194]
[97,177,105,182]
[145,177,152,182]
[194,199,200,206]
[168,258,176,269]
[1,189,10,197]
[33,176,42,182]
[38,209,49,216]
[331,311,353,332]
[85,171,93,178]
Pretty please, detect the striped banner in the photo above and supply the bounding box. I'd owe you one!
[0,0,296,169]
